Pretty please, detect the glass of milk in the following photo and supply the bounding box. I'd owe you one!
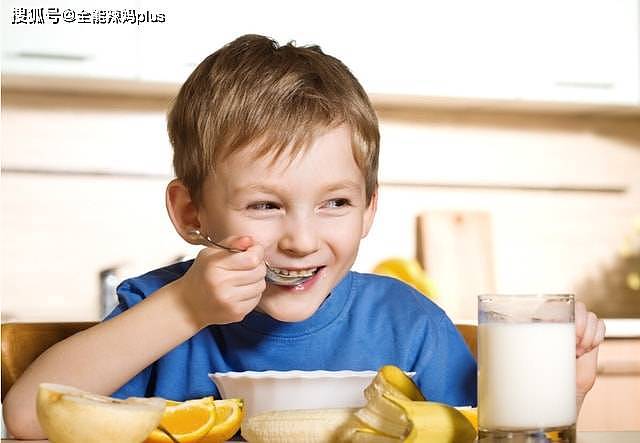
[478,294,576,442]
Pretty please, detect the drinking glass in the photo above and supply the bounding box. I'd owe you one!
[478,294,576,442]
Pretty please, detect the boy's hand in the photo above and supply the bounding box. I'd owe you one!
[178,235,267,328]
[575,301,606,408]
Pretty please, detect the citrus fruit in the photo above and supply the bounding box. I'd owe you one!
[200,398,244,443]
[145,397,215,443]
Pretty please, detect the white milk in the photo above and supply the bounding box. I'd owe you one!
[478,322,576,430]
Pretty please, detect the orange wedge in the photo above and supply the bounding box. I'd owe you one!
[145,397,215,443]
[199,399,244,443]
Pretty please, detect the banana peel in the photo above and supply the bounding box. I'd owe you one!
[365,365,425,403]
[384,394,476,443]
[455,406,478,432]
[347,366,477,443]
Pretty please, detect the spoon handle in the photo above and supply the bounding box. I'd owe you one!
[189,229,245,253]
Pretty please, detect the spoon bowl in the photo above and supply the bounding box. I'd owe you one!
[188,229,314,287]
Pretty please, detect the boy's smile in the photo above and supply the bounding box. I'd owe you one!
[197,124,377,322]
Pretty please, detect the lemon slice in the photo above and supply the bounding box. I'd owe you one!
[145,397,215,443]
[200,398,244,443]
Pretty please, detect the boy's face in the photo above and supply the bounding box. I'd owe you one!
[198,124,377,322]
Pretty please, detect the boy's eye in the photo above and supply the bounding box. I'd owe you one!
[248,201,280,211]
[325,198,351,209]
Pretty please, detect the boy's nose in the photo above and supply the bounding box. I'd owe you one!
[278,217,320,257]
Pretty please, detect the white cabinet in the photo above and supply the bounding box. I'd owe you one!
[348,0,639,105]
[1,0,139,80]
[515,0,639,105]
[321,2,524,101]
[2,0,639,106]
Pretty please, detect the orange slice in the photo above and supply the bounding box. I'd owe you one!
[199,398,244,443]
[145,397,215,443]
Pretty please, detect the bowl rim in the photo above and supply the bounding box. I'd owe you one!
[208,369,379,380]
[208,369,417,380]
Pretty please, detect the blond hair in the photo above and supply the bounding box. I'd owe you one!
[167,34,379,205]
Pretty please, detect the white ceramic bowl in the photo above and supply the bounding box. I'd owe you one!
[209,370,377,419]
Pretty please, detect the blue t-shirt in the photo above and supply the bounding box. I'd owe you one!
[105,261,477,406]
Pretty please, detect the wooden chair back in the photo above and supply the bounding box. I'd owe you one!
[1,321,97,400]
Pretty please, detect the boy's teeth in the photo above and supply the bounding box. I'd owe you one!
[271,267,318,277]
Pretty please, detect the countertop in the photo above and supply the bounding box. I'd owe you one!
[3,433,640,443]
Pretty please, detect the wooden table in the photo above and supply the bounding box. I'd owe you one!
[1,436,627,442]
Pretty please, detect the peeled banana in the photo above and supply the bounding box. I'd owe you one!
[351,428,401,443]
[241,408,356,443]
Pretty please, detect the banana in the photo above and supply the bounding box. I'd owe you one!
[346,366,476,443]
[355,365,418,439]
[351,427,401,443]
[384,394,476,443]
[364,366,425,403]
[354,394,407,438]
[241,408,356,443]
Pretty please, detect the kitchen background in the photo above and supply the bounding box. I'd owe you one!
[1,0,639,430]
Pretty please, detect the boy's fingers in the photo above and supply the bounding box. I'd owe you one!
[221,265,267,286]
[221,235,254,252]
[576,345,599,395]
[237,279,267,302]
[218,244,266,271]
[575,301,587,341]
[594,319,606,346]
[578,312,598,353]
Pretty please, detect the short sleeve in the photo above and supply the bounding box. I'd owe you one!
[103,278,147,321]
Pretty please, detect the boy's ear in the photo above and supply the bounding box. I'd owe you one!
[166,179,201,244]
[361,188,378,239]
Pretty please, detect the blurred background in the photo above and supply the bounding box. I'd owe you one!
[1,0,640,431]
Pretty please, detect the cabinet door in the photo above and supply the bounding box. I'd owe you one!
[1,0,138,79]
[517,0,639,105]
[341,1,523,100]
[353,0,639,105]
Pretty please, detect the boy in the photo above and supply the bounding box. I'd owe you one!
[4,35,605,438]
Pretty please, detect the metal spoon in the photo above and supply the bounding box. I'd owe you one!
[188,229,315,287]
